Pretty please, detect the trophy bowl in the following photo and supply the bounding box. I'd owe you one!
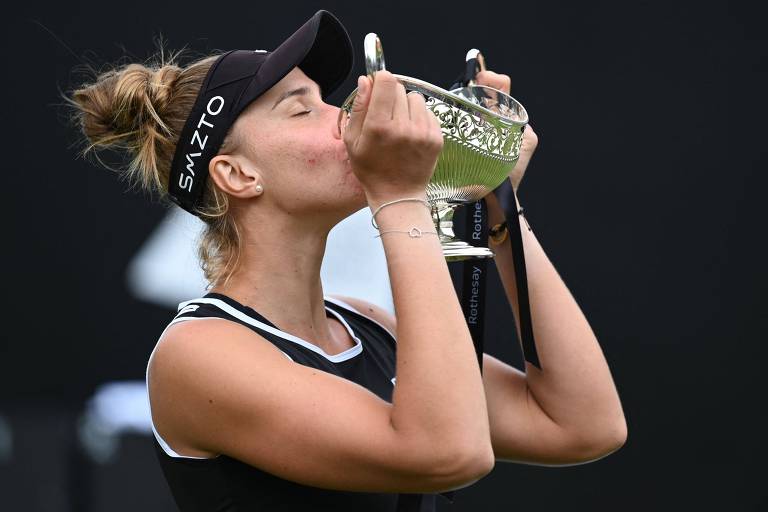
[338,34,529,261]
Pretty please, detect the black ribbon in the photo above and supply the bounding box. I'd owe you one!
[462,182,541,370]
[461,200,490,372]
[489,179,540,368]
[452,56,541,370]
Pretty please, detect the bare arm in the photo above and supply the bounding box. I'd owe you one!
[466,69,626,460]
[331,292,627,466]
[484,187,627,456]
[371,194,493,467]
[344,71,494,468]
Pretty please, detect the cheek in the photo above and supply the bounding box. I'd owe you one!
[258,129,351,194]
[299,139,347,170]
[298,140,360,192]
[258,134,330,171]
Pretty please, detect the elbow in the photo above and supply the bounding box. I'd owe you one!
[465,442,496,480]
[433,440,495,489]
[606,415,629,452]
[569,417,628,463]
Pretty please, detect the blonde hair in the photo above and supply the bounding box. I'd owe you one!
[67,48,243,288]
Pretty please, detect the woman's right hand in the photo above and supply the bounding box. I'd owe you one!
[342,71,444,204]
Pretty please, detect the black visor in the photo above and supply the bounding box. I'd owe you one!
[167,10,353,214]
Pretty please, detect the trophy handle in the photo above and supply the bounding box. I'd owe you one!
[364,33,386,77]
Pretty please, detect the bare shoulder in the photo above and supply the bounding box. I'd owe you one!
[147,317,291,457]
[327,295,397,337]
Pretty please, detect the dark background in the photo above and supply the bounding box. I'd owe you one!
[2,0,765,510]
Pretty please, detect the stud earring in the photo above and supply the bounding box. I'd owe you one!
[255,184,263,193]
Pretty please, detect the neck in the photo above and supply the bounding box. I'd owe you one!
[209,206,337,350]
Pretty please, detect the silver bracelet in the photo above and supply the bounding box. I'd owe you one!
[371,197,431,230]
[375,226,439,238]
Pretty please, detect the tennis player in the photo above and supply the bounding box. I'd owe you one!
[68,10,626,511]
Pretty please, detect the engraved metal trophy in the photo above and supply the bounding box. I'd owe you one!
[338,34,529,261]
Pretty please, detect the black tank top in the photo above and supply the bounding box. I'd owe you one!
[145,292,456,511]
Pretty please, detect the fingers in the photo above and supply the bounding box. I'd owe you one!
[392,81,409,120]
[346,71,441,153]
[475,70,511,95]
[406,91,427,126]
[407,91,442,145]
[344,75,372,145]
[366,70,400,123]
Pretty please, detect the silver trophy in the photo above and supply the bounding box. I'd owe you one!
[338,33,529,261]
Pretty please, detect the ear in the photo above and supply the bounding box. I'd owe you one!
[208,154,264,199]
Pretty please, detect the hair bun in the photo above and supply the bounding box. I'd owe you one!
[74,62,180,148]
[147,65,181,113]
[69,59,189,193]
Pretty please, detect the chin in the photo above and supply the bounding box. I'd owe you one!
[328,161,367,212]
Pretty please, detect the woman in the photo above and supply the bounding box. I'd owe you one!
[69,9,626,512]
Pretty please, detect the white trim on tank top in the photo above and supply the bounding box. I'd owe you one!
[322,296,397,343]
[175,297,364,362]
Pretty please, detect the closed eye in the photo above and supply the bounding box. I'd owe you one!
[292,109,312,117]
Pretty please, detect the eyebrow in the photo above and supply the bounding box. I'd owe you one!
[271,84,320,111]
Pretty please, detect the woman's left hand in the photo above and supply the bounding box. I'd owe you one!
[475,70,538,192]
